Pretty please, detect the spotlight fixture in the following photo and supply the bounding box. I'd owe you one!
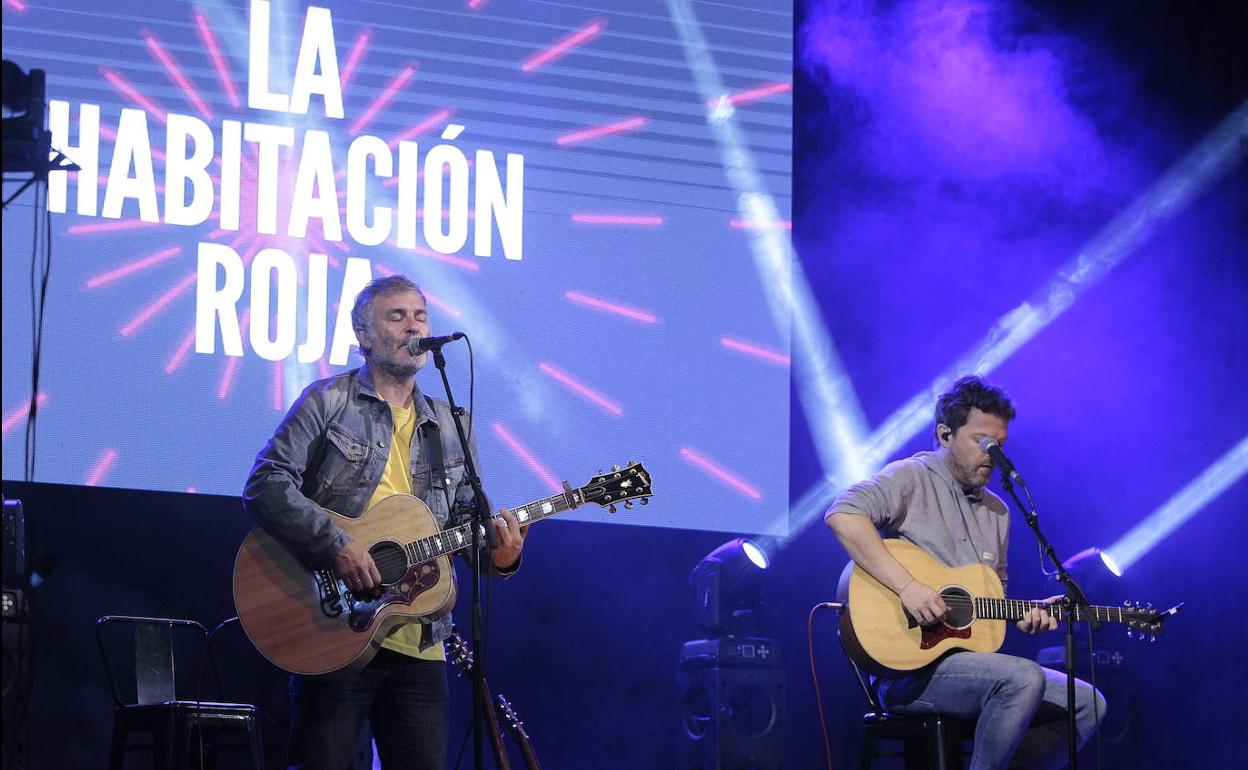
[1049,547,1124,600]
[678,537,784,769]
[1,59,49,176]
[690,537,769,637]
[1062,547,1122,578]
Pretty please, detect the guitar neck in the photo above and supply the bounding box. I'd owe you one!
[402,488,580,564]
[975,597,1128,625]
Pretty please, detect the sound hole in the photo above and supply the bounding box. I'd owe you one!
[369,541,409,585]
[941,585,974,629]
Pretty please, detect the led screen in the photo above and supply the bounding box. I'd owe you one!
[2,0,792,534]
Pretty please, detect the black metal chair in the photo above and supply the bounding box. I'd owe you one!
[832,607,974,769]
[96,615,264,770]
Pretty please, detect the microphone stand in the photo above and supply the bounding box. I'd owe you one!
[999,472,1085,770]
[429,343,492,770]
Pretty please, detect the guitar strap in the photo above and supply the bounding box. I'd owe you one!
[420,394,454,517]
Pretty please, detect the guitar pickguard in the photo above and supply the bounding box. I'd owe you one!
[919,623,972,650]
[347,560,442,632]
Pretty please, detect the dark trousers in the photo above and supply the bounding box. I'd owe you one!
[287,649,449,770]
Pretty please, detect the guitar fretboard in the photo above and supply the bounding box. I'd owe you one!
[974,597,1127,624]
[402,487,580,564]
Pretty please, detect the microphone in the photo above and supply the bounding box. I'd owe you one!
[978,436,1023,485]
[406,332,465,355]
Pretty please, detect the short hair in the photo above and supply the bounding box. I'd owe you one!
[934,375,1016,440]
[350,275,426,333]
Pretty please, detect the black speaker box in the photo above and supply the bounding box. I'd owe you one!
[676,657,785,770]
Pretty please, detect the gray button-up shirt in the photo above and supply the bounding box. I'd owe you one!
[828,451,1010,590]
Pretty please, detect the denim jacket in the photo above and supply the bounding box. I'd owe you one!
[242,363,507,649]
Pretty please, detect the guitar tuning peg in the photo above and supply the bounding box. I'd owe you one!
[639,497,648,505]
[1125,630,1134,640]
[609,504,617,513]
[1150,635,1157,642]
[612,464,621,472]
[624,500,634,509]
[1146,602,1153,610]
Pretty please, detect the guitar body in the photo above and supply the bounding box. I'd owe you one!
[234,462,654,676]
[837,539,1006,677]
[233,494,456,676]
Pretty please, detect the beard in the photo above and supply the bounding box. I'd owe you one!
[365,332,425,379]
[946,453,992,492]
[373,354,422,379]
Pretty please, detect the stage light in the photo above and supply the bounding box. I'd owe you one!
[2,59,39,113]
[679,537,784,767]
[1061,547,1121,578]
[1,59,48,176]
[1060,547,1124,593]
[691,538,770,637]
[1098,549,1122,578]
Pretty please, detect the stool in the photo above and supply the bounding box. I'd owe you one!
[861,710,973,769]
[825,602,973,769]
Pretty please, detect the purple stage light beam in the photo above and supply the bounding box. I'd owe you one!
[670,0,869,501]
[1103,435,1248,574]
[786,98,1248,545]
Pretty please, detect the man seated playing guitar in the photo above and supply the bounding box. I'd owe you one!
[826,376,1104,769]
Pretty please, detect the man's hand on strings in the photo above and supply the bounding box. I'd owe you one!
[336,540,382,597]
[490,508,527,570]
[899,580,949,626]
[1017,595,1062,634]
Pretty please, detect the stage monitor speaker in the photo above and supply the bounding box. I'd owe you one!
[677,638,785,770]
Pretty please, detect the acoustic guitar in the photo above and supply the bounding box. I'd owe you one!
[837,539,1181,677]
[233,461,652,675]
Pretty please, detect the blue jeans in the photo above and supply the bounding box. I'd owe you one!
[287,649,449,770]
[880,652,1106,770]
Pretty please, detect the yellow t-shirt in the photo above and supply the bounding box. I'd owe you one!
[373,400,445,661]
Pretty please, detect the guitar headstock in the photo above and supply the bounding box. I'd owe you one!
[444,627,474,675]
[496,693,530,741]
[581,461,652,513]
[1122,600,1183,642]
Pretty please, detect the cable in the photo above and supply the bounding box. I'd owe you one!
[807,603,837,770]
[463,334,475,446]
[5,176,51,770]
[1085,620,1102,770]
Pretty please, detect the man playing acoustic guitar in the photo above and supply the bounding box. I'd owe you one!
[243,274,526,769]
[826,376,1104,769]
